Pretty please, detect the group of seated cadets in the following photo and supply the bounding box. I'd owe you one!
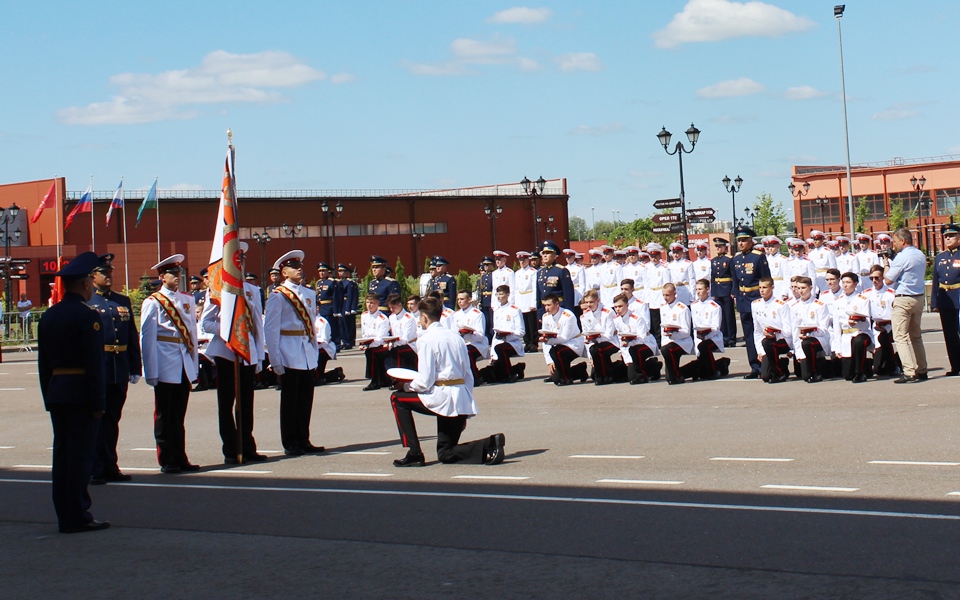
[752,267,899,384]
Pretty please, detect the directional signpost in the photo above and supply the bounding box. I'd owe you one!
[652,223,685,234]
[652,213,682,224]
[687,208,715,218]
[653,197,683,210]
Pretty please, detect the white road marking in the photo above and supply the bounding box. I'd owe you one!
[597,479,684,485]
[257,450,284,454]
[2,478,958,521]
[121,467,161,472]
[868,460,960,466]
[451,475,530,481]
[762,484,858,493]
[339,384,367,388]
[0,388,25,391]
[0,446,14,449]
[131,448,156,452]
[323,472,393,477]
[13,465,50,470]
[332,451,392,456]
[710,457,795,462]
[570,454,645,460]
[211,470,272,475]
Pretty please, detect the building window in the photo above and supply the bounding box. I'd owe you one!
[888,192,929,217]
[243,222,448,239]
[800,197,841,227]
[856,194,885,221]
[937,188,960,216]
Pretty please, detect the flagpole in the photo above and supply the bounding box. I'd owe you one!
[227,130,244,465]
[155,177,161,263]
[55,176,63,306]
[89,174,95,252]
[121,177,130,291]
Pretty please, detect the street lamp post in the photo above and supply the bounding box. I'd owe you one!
[657,123,701,247]
[545,214,559,238]
[522,176,546,248]
[722,175,743,234]
[484,203,503,250]
[412,231,426,272]
[789,181,811,236]
[251,228,272,292]
[282,222,304,248]
[743,207,757,232]
[590,207,595,247]
[835,4,856,241]
[813,196,829,233]
[1,203,22,322]
[321,200,344,266]
[911,175,931,255]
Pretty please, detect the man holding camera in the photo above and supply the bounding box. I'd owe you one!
[882,228,928,383]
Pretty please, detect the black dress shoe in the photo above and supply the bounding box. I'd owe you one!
[179,463,201,472]
[60,520,110,534]
[393,453,425,467]
[284,448,305,456]
[543,377,554,384]
[89,476,107,485]
[484,433,506,465]
[743,372,760,380]
[630,376,649,385]
[806,374,823,383]
[362,382,381,391]
[104,472,132,482]
[160,465,182,474]
[852,374,868,383]
[304,444,326,454]
[246,453,269,462]
[555,378,572,386]
[224,457,240,465]
[915,373,928,381]
[945,371,960,377]
[668,378,685,385]
[893,376,913,384]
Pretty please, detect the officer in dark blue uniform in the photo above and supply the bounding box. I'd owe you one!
[38,251,110,534]
[429,256,457,309]
[536,240,574,321]
[932,223,960,375]
[189,275,205,305]
[315,262,341,347]
[710,237,737,347]
[338,264,359,349]
[368,255,401,316]
[87,253,142,485]
[731,226,770,378]
[477,256,495,338]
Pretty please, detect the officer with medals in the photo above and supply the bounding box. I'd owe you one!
[368,255,401,316]
[710,237,737,347]
[536,240,574,322]
[429,255,457,309]
[88,253,142,485]
[731,226,770,378]
[315,262,341,348]
[337,264,359,349]
[476,256,495,338]
[189,275,205,304]
[932,223,960,376]
[38,252,110,534]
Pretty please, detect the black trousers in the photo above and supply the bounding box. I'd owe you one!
[365,346,392,385]
[649,309,662,343]
[939,305,960,372]
[873,328,900,375]
[740,311,761,373]
[50,405,99,530]
[715,295,737,345]
[696,339,722,379]
[491,342,519,381]
[466,345,483,380]
[93,381,127,478]
[154,372,192,467]
[548,344,580,382]
[661,342,688,383]
[760,337,791,381]
[279,368,316,452]
[214,357,258,459]
[387,345,418,371]
[322,311,340,347]
[390,392,490,463]
[522,311,538,351]
[842,333,873,379]
[627,344,656,381]
[340,314,357,346]
[800,338,827,380]
[480,306,493,339]
[589,341,620,379]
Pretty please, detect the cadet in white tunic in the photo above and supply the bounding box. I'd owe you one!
[140,254,200,473]
[514,251,539,353]
[486,285,525,383]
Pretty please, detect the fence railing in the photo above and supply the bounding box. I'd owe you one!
[1,310,37,348]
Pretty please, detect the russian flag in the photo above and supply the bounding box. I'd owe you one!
[64,184,92,230]
[105,179,123,225]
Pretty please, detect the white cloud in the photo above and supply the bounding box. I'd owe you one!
[872,103,919,121]
[58,50,328,125]
[711,114,759,124]
[403,36,541,75]
[451,37,517,62]
[653,0,815,49]
[783,85,827,100]
[330,73,356,84]
[557,52,602,72]
[570,122,627,136]
[489,7,552,24]
[697,77,765,98]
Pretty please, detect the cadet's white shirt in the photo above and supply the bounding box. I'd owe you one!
[597,261,623,308]
[831,291,873,357]
[264,280,319,373]
[863,284,895,339]
[783,256,819,297]
[666,260,696,305]
[659,299,694,354]
[200,281,266,368]
[621,261,645,294]
[580,307,617,356]
[836,252,861,288]
[490,302,525,361]
[691,297,724,355]
[140,286,199,384]
[540,307,583,365]
[789,296,832,359]
[644,263,668,307]
[418,273,432,297]
[388,308,419,352]
[454,306,489,359]
[766,253,789,300]
[315,315,337,359]
[692,257,712,285]
[584,263,602,292]
[492,266,516,306]
[857,250,880,289]
[404,322,477,418]
[360,309,391,347]
[565,263,586,305]
[809,246,838,292]
[613,310,660,362]
[514,266,537,312]
[751,296,794,357]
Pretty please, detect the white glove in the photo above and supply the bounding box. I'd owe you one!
[129,375,141,385]
[146,378,158,387]
[272,365,285,377]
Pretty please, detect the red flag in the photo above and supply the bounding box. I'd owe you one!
[31,181,57,223]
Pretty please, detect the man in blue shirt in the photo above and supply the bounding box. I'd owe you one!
[882,227,928,383]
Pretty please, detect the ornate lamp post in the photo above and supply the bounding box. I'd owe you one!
[789,181,811,236]
[1,204,22,320]
[282,222,304,249]
[521,175,546,248]
[545,214,559,238]
[321,200,344,266]
[657,123,700,246]
[484,203,503,249]
[251,228,272,291]
[911,175,931,254]
[722,175,743,234]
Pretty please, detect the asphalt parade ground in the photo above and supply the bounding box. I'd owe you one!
[3,312,960,598]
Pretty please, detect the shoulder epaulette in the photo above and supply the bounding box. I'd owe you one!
[752,249,763,255]
[752,298,762,303]
[677,302,687,309]
[813,299,824,305]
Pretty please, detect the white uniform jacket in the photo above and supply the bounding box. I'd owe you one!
[566,263,586,306]
[809,246,838,292]
[315,315,337,360]
[659,300,693,354]
[857,250,880,290]
[200,281,266,368]
[622,262,646,297]
[404,322,477,418]
[360,310,391,347]
[767,254,789,301]
[751,296,793,357]
[789,296,832,359]
[783,257,819,297]
[666,260,696,305]
[140,287,199,384]
[388,309,419,352]
[644,264,668,307]
[490,303,525,361]
[597,261,624,308]
[454,306,489,359]
[831,292,873,357]
[691,297,724,355]
[540,307,583,365]
[264,280,319,373]
[863,285,895,341]
[692,257,711,286]
[613,311,659,362]
[492,266,516,306]
[514,266,537,313]
[579,307,617,356]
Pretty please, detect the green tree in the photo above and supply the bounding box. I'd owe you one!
[887,200,914,231]
[750,192,789,236]
[455,270,473,301]
[394,257,411,303]
[569,216,588,241]
[610,216,676,247]
[359,268,373,309]
[854,196,869,233]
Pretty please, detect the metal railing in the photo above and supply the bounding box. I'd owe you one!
[1,311,37,349]
[65,186,567,201]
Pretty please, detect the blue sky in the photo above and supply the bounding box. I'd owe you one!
[2,1,958,227]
